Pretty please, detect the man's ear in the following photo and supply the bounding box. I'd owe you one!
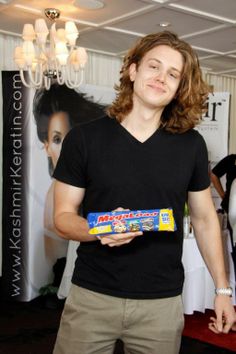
[129,63,137,82]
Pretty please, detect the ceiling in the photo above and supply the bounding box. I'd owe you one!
[0,0,236,78]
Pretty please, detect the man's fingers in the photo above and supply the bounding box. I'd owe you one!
[208,323,221,334]
[108,239,133,247]
[222,323,232,333]
[99,231,143,246]
[113,207,130,212]
[215,318,223,333]
[100,231,142,243]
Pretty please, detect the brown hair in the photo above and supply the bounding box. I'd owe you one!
[107,31,210,133]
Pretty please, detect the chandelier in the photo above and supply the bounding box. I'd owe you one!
[14,8,88,90]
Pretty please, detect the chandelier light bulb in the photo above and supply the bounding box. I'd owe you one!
[65,21,79,46]
[65,21,78,35]
[39,51,47,63]
[67,33,78,46]
[22,24,36,41]
[56,28,67,43]
[35,18,49,35]
[22,41,35,66]
[69,49,80,71]
[55,42,69,65]
[14,47,25,69]
[76,47,88,68]
[14,46,23,59]
[35,19,49,45]
[31,59,38,73]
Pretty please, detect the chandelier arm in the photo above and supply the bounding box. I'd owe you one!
[66,68,84,88]
[19,70,40,89]
[44,75,51,90]
[65,65,75,87]
[68,46,75,55]
[64,80,77,89]
[38,43,48,59]
[55,62,65,85]
[28,65,44,87]
[75,69,84,87]
[19,70,32,88]
[76,69,84,86]
[35,66,42,85]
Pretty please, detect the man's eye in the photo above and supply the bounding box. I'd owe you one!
[149,64,159,70]
[169,73,177,79]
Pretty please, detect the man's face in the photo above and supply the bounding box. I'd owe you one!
[129,45,184,110]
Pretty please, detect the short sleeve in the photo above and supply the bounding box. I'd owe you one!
[212,155,230,177]
[53,126,87,188]
[188,133,210,191]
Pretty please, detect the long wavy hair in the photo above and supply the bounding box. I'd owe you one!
[107,31,210,133]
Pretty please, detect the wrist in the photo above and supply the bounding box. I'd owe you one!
[215,286,233,297]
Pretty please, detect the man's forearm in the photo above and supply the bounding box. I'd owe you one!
[192,213,229,288]
[54,212,97,242]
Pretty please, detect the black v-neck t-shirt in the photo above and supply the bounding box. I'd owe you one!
[54,116,210,299]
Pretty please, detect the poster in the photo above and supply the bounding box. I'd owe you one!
[195,92,230,208]
[2,71,115,300]
[196,92,230,163]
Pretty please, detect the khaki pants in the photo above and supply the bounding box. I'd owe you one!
[53,285,184,354]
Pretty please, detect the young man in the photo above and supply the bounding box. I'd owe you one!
[52,31,235,354]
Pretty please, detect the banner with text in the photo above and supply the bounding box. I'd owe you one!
[2,71,115,300]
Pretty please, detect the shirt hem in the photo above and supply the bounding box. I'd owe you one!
[72,279,183,300]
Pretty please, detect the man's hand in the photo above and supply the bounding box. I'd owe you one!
[209,315,236,334]
[210,295,236,333]
[97,207,143,247]
[98,230,143,247]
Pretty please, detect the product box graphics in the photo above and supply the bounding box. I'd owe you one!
[88,208,176,236]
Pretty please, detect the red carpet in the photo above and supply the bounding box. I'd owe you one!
[183,309,236,352]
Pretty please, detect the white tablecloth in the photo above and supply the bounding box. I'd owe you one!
[182,233,236,314]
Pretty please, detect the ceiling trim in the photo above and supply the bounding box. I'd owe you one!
[169,3,236,24]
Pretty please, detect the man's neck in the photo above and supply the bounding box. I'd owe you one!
[121,105,163,143]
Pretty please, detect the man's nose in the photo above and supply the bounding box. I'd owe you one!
[155,70,166,83]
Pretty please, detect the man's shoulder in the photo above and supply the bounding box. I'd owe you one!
[67,115,113,139]
[170,128,205,143]
[80,115,114,130]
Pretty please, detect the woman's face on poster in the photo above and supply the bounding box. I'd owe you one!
[45,111,71,169]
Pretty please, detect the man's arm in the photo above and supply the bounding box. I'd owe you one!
[188,187,235,333]
[210,172,225,200]
[53,180,97,242]
[53,180,143,245]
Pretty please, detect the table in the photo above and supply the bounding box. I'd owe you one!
[182,233,236,314]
